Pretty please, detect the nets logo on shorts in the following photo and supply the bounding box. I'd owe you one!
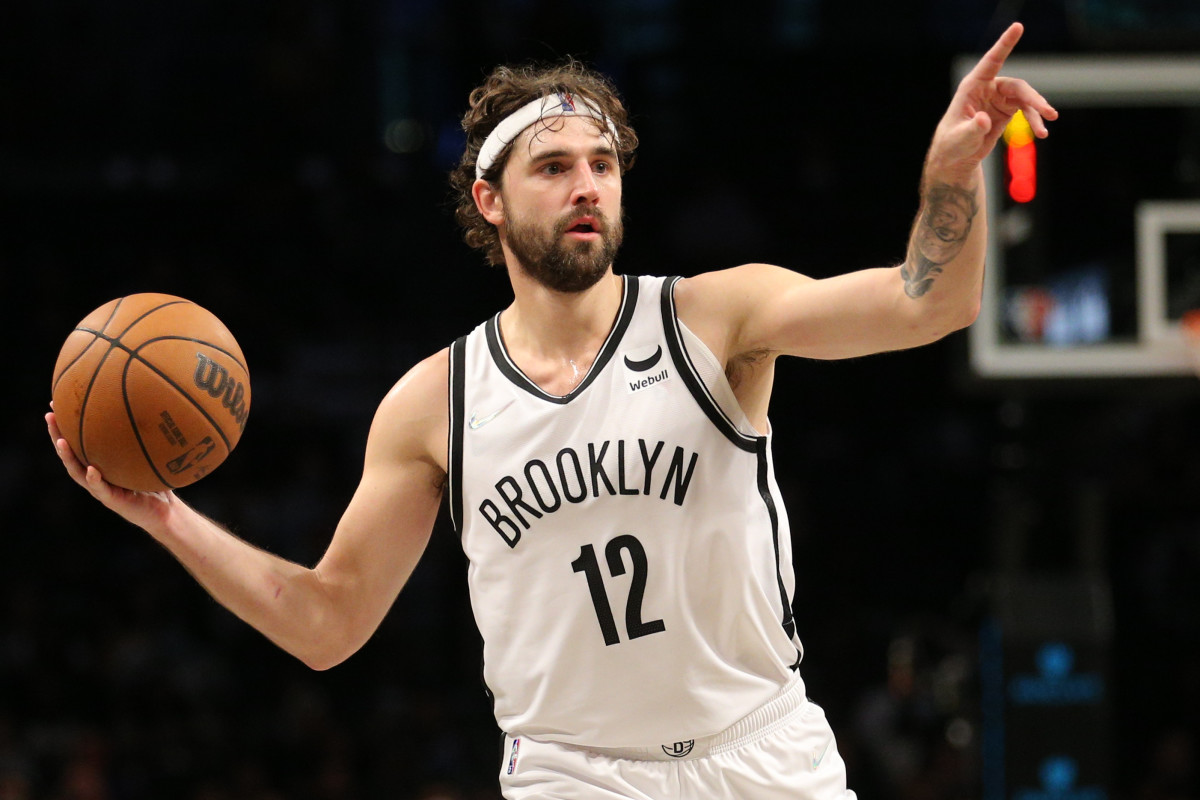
[662,739,694,758]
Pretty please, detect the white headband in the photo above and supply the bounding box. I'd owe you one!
[475,92,619,180]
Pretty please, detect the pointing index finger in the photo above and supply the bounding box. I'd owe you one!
[972,22,1025,82]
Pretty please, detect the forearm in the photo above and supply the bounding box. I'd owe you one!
[896,21,1056,329]
[898,160,986,331]
[147,500,342,668]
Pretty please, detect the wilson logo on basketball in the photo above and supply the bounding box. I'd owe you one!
[193,353,249,430]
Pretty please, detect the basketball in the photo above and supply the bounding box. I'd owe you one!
[51,294,251,492]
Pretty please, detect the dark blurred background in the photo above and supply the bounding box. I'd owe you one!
[3,1,1200,799]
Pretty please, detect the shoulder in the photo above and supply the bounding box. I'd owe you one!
[369,348,450,474]
[672,264,815,361]
[675,264,814,311]
[379,348,450,412]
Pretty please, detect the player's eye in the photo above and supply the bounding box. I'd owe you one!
[541,163,563,175]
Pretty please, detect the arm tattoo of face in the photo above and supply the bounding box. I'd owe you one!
[901,183,979,298]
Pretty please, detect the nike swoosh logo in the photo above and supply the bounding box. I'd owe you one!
[468,400,515,430]
[623,346,663,372]
[812,738,832,769]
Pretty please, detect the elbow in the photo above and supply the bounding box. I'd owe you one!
[954,273,985,329]
[965,288,982,326]
[290,609,362,671]
[298,642,340,671]
[302,654,345,672]
[286,569,366,671]
[910,297,980,346]
[298,640,356,672]
[950,296,981,332]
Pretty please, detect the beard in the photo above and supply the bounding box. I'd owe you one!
[504,206,624,293]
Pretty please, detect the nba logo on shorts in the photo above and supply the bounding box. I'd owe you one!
[507,737,521,774]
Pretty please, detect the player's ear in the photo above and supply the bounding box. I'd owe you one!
[473,179,504,225]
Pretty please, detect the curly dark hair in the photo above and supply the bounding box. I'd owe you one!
[449,59,639,267]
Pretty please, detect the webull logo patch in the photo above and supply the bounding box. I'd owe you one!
[623,344,671,393]
[628,368,670,393]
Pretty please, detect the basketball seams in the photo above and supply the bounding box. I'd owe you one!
[64,333,246,465]
[53,299,120,390]
[65,298,132,464]
[75,342,120,465]
[120,356,176,491]
[54,294,249,492]
[72,328,247,371]
[129,336,247,452]
[98,295,126,337]
[52,332,104,395]
[118,355,237,491]
[133,336,249,373]
[125,342,238,452]
[111,299,193,340]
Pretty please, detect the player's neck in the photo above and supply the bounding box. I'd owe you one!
[499,269,623,393]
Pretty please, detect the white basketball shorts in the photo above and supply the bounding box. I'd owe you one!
[498,675,858,800]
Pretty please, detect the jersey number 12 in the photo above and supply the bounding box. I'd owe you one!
[571,534,666,646]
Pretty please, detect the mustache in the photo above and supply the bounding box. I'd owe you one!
[555,208,609,235]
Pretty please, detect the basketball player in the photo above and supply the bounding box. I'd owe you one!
[47,22,1055,799]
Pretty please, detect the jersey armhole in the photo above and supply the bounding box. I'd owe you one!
[659,276,761,453]
[676,321,763,438]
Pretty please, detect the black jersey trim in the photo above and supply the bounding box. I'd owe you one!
[757,438,798,646]
[484,275,638,404]
[449,336,468,534]
[659,276,758,454]
[661,275,798,651]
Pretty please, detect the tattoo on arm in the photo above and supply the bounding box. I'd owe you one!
[901,183,979,299]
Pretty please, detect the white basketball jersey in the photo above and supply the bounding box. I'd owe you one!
[448,274,803,748]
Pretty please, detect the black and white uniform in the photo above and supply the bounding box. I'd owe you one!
[449,275,854,798]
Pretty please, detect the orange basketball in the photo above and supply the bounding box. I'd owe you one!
[51,294,251,492]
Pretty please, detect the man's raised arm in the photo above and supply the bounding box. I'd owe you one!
[678,22,1057,364]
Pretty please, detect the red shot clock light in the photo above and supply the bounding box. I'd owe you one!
[1004,110,1037,203]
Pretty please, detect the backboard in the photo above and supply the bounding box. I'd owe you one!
[952,55,1200,379]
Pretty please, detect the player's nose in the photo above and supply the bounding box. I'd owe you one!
[569,161,600,205]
